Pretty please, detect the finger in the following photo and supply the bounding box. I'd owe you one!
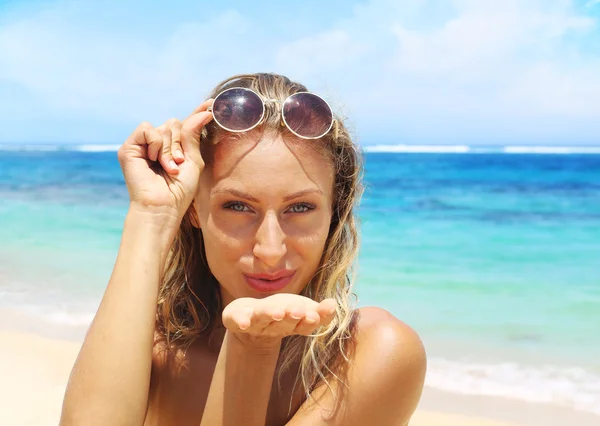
[316,299,336,317]
[266,306,286,322]
[157,126,179,175]
[263,310,304,337]
[319,311,336,329]
[315,299,337,327]
[252,304,284,330]
[223,306,254,331]
[170,121,184,164]
[186,98,214,120]
[144,127,164,162]
[180,111,213,165]
[119,123,147,165]
[294,311,321,336]
[287,305,305,321]
[124,121,152,147]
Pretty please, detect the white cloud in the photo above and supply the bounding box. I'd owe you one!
[0,0,599,144]
[276,30,366,74]
[391,4,595,75]
[501,62,600,116]
[0,6,258,125]
[378,0,600,120]
[318,0,600,142]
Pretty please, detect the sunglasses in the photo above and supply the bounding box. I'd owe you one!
[207,87,334,140]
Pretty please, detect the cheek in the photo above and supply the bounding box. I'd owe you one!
[290,217,331,259]
[210,209,257,241]
[200,215,249,276]
[295,235,327,263]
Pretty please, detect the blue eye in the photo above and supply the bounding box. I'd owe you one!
[288,203,314,213]
[223,202,251,212]
[223,202,314,214]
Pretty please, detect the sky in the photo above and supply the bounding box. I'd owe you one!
[0,0,599,146]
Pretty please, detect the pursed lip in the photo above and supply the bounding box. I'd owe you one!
[245,270,296,281]
[243,270,296,292]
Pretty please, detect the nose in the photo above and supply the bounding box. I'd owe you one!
[253,211,287,267]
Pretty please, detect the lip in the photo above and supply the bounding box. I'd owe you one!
[244,270,296,293]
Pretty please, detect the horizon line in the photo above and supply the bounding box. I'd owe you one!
[2,143,600,154]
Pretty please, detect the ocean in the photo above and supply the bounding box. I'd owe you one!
[1,145,599,416]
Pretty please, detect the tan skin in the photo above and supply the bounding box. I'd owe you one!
[60,100,427,426]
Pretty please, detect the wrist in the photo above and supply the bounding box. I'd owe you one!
[124,206,181,257]
[128,202,183,226]
[227,331,282,356]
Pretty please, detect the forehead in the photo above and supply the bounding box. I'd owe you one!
[208,133,334,196]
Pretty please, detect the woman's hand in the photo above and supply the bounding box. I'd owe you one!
[222,294,337,351]
[117,99,213,224]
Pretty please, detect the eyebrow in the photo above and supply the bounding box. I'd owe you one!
[211,188,324,202]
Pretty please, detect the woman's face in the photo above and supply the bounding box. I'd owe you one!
[193,132,334,306]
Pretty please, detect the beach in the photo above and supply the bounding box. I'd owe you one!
[2,329,599,426]
[2,0,600,422]
[1,148,599,425]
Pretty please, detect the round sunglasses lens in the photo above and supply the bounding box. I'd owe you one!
[212,88,264,131]
[283,93,333,138]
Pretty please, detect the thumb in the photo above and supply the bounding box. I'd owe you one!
[181,107,213,164]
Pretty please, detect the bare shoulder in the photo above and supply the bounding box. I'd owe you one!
[354,306,425,352]
[288,306,427,425]
[343,307,427,424]
[353,306,427,379]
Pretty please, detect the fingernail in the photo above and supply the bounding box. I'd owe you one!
[169,160,178,169]
[327,307,336,315]
[174,150,184,160]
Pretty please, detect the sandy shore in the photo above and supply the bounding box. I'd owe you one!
[0,330,595,426]
[0,331,81,426]
[411,412,522,426]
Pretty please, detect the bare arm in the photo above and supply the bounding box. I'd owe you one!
[199,331,281,426]
[200,294,337,426]
[60,108,212,425]
[60,208,177,426]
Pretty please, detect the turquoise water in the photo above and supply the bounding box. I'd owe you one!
[1,148,599,415]
[357,154,600,364]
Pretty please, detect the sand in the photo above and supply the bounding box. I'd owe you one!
[0,331,80,425]
[0,330,592,426]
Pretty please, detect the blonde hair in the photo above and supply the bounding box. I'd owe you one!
[156,73,364,409]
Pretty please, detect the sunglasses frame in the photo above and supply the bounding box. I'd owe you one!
[207,87,334,140]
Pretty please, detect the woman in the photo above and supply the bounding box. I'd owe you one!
[60,73,426,426]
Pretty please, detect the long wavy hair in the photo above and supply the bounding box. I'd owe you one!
[156,73,364,410]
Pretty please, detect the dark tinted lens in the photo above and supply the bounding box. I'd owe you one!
[212,88,264,131]
[282,93,333,139]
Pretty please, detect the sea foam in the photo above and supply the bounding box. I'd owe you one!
[0,144,120,152]
[363,145,600,154]
[75,144,121,152]
[427,357,600,416]
[3,143,600,154]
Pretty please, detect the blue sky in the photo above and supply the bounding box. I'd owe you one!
[1,0,599,145]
